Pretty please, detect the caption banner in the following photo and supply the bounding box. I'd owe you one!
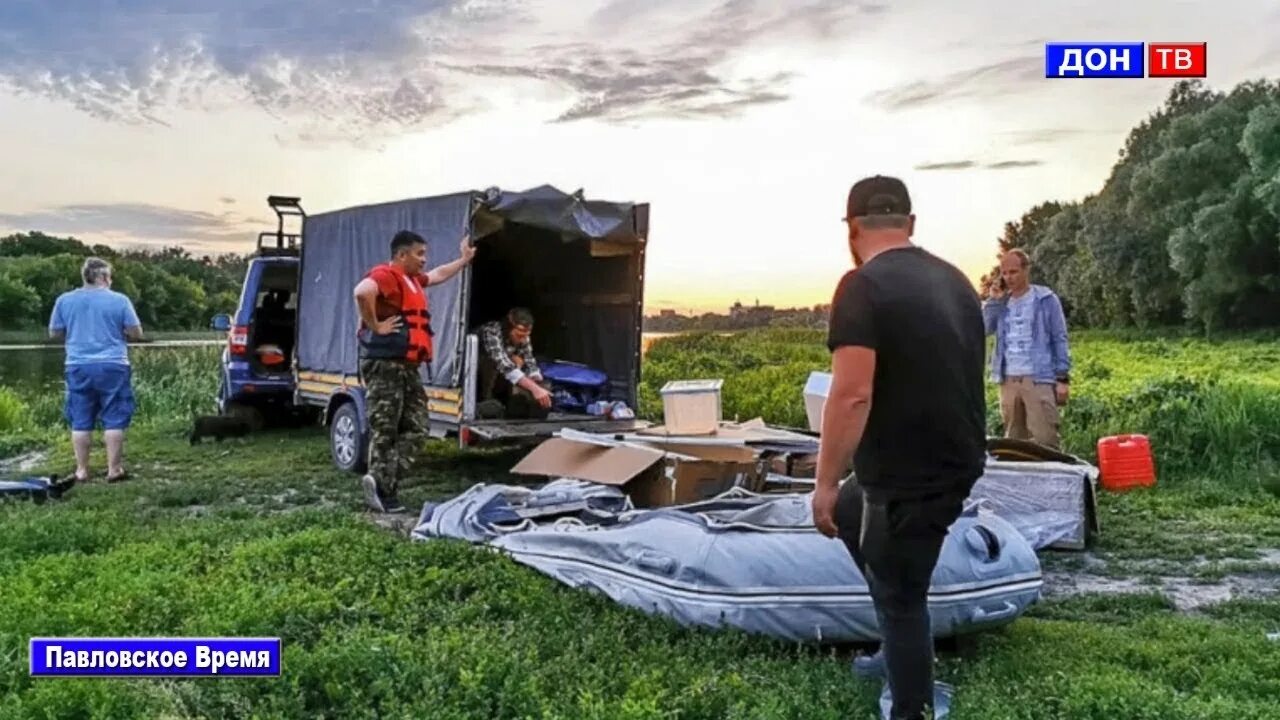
[29,638,281,677]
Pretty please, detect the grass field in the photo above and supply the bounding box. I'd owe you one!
[1,331,1278,719]
[0,329,224,345]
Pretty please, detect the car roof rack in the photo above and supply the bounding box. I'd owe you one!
[257,195,305,256]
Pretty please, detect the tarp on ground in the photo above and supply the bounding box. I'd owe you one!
[296,185,647,388]
[411,484,1043,644]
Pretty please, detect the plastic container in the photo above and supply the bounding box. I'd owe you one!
[803,372,831,432]
[660,379,723,435]
[1097,434,1156,491]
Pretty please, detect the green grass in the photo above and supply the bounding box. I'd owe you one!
[0,329,223,345]
[7,346,222,433]
[1,330,1278,718]
[641,328,1280,491]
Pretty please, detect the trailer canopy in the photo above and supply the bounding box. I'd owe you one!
[297,185,648,387]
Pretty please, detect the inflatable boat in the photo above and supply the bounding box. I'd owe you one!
[411,481,1043,644]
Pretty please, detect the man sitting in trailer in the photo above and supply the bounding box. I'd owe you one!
[475,307,554,420]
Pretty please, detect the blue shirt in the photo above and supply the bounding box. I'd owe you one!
[48,287,142,366]
[982,284,1072,385]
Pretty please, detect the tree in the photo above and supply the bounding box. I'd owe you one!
[0,232,252,330]
[991,78,1280,332]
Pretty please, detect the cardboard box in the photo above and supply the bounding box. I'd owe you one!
[510,436,765,508]
[659,379,724,435]
[767,451,818,479]
[789,452,818,479]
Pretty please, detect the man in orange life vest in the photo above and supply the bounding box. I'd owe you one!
[352,230,475,513]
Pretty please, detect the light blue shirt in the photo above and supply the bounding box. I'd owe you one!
[48,287,142,366]
[1002,291,1035,376]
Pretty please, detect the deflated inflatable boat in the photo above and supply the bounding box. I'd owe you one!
[411,481,1043,644]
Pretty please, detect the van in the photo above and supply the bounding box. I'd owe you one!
[213,186,652,472]
[210,196,313,429]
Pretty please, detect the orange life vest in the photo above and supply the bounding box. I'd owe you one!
[358,263,434,364]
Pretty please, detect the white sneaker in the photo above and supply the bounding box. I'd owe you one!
[361,474,386,513]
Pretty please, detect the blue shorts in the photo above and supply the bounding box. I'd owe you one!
[64,363,135,431]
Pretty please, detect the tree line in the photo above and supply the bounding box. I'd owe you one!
[0,232,249,331]
[5,79,1277,335]
[980,79,1280,332]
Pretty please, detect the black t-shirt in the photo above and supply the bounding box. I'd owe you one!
[826,246,987,500]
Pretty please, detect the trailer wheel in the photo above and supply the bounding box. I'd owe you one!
[329,402,368,474]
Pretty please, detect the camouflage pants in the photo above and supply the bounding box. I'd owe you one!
[361,359,430,495]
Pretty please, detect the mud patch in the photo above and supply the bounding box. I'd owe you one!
[1044,548,1280,612]
[371,512,417,535]
[0,450,49,473]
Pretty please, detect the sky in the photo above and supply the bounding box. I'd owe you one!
[1,1,1277,315]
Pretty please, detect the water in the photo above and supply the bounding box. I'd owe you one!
[0,347,70,390]
[0,342,220,390]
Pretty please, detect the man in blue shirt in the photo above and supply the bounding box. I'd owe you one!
[48,257,144,483]
[983,249,1071,449]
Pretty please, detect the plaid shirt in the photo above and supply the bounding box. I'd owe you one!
[478,320,541,383]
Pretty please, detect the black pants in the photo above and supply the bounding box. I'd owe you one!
[477,354,552,420]
[834,479,971,720]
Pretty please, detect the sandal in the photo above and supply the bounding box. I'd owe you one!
[106,471,131,484]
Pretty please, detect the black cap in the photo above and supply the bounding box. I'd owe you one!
[844,175,912,221]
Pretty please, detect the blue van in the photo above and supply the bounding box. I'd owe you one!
[214,188,652,473]
[209,197,313,429]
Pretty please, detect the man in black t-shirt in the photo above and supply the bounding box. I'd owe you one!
[811,175,987,720]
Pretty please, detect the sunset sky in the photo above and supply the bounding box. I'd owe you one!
[1,1,1277,314]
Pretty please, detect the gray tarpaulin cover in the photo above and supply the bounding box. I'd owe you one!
[411,485,1043,644]
[969,459,1099,551]
[298,192,472,386]
[766,454,1100,553]
[297,185,645,388]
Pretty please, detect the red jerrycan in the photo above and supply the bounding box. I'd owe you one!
[1097,434,1156,491]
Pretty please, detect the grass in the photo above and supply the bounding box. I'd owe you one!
[0,329,224,345]
[1,329,1279,718]
[640,328,1280,491]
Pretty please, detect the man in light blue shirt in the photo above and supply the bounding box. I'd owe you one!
[48,257,144,483]
[983,249,1071,449]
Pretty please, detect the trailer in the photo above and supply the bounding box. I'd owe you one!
[288,185,653,472]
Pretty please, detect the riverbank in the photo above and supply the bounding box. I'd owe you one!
[1,328,1279,718]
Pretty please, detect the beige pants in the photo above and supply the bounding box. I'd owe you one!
[999,376,1060,449]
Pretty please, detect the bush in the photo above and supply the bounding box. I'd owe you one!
[8,346,220,432]
[642,328,1280,486]
[0,386,29,433]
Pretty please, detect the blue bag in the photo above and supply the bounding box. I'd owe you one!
[538,360,610,411]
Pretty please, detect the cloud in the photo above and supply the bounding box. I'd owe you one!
[452,1,887,122]
[0,0,509,143]
[218,197,236,205]
[459,58,791,122]
[0,0,889,140]
[868,56,1043,111]
[915,161,976,170]
[1001,128,1116,146]
[915,159,1043,171]
[0,203,262,248]
[985,159,1043,169]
